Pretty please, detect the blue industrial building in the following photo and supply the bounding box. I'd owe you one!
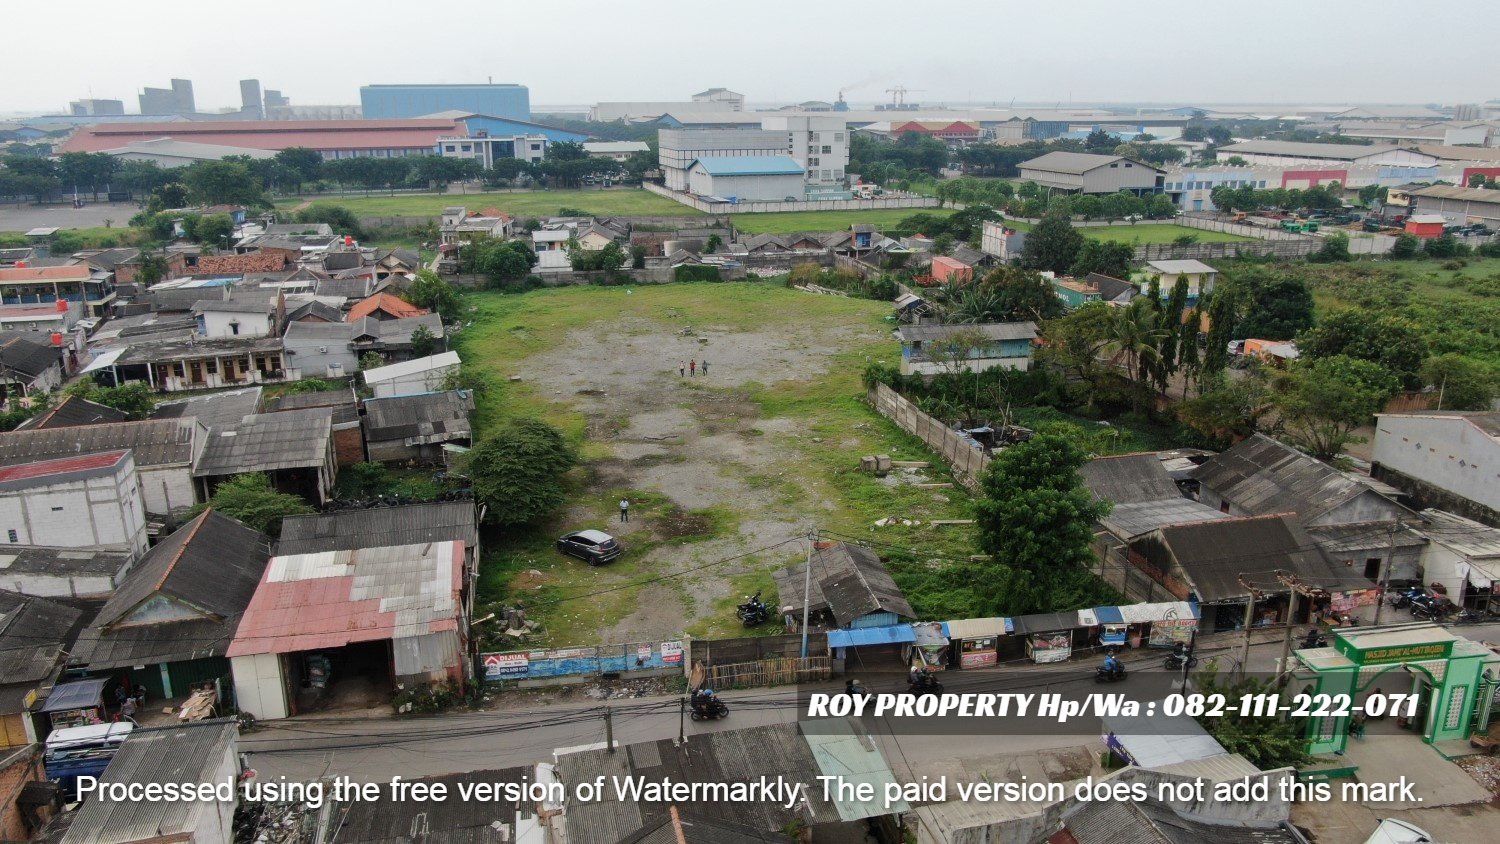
[360,83,530,120]
[461,115,589,143]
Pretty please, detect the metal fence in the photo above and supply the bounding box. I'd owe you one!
[868,383,989,490]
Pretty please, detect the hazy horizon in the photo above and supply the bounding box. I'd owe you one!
[3,0,1496,115]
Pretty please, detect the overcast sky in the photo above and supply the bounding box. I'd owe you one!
[4,0,1497,114]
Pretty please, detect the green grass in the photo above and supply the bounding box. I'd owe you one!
[279,188,700,218]
[0,226,148,249]
[731,207,955,235]
[1080,223,1252,244]
[455,282,981,645]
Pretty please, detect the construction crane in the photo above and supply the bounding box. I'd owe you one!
[884,85,926,107]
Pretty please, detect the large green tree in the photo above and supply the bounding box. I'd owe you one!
[1068,240,1134,280]
[181,159,265,207]
[468,419,578,526]
[1235,270,1315,341]
[464,237,538,288]
[1421,354,1497,412]
[1020,213,1084,274]
[193,474,314,536]
[404,269,462,322]
[975,434,1113,615]
[1298,310,1428,389]
[1275,355,1400,460]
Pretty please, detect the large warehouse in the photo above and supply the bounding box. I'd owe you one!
[1408,184,1500,227]
[1017,151,1165,195]
[686,156,806,202]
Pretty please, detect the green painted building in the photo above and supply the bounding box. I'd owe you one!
[1292,623,1500,758]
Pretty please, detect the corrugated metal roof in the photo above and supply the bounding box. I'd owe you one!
[277,502,479,557]
[72,510,270,670]
[332,768,532,844]
[811,543,915,627]
[1021,151,1152,175]
[0,418,196,468]
[1190,434,1403,525]
[895,321,1038,343]
[149,387,263,431]
[61,721,238,844]
[192,406,333,476]
[1081,454,1182,505]
[227,540,464,657]
[1103,714,1226,767]
[40,678,107,713]
[15,395,128,430]
[0,450,128,487]
[944,617,1006,639]
[691,155,805,176]
[364,390,474,444]
[1408,183,1500,203]
[1101,498,1230,539]
[827,625,915,647]
[1413,509,1500,558]
[1219,139,1402,158]
[0,590,84,688]
[362,351,461,384]
[1140,515,1366,602]
[1144,259,1217,275]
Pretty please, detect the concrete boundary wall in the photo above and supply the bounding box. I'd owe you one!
[643,181,939,215]
[868,383,989,490]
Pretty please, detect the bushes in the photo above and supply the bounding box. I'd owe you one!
[673,265,722,282]
[785,264,897,301]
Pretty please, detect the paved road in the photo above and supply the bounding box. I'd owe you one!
[0,200,138,232]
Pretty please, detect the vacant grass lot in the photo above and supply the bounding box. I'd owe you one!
[454,282,980,646]
[731,208,955,235]
[280,188,701,218]
[1081,223,1252,244]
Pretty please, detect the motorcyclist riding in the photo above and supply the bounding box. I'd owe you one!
[1102,653,1120,675]
[845,678,868,697]
[693,687,718,713]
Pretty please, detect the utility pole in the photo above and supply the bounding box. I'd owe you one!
[604,704,614,753]
[1236,575,1260,679]
[1374,518,1402,626]
[1275,571,1324,688]
[799,529,816,659]
[678,696,687,745]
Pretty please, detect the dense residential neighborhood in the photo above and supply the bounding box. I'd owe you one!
[3,4,1500,844]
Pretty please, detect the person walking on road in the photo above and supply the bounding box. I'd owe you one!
[689,359,697,376]
[619,498,630,523]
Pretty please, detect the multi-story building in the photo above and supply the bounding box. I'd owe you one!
[138,79,195,115]
[68,99,124,116]
[360,83,530,120]
[0,450,148,556]
[762,115,849,188]
[0,264,114,319]
[658,128,788,192]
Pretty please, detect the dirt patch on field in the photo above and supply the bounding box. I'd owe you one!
[512,315,881,643]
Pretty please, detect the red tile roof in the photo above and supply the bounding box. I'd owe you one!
[58,118,467,154]
[0,449,127,482]
[345,293,427,322]
[192,252,288,275]
[0,265,92,282]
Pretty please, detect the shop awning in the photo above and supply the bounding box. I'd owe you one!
[41,678,108,713]
[1012,612,1077,635]
[1118,601,1199,624]
[79,347,126,375]
[944,617,1007,640]
[1080,606,1126,626]
[827,625,916,648]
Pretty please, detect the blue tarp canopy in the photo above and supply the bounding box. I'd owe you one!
[1093,606,1126,624]
[828,625,916,648]
[41,678,108,713]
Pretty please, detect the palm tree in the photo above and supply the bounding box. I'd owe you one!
[948,285,1005,324]
[1103,300,1172,410]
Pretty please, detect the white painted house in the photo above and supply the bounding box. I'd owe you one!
[361,351,461,399]
[192,299,276,339]
[1373,412,1500,525]
[0,450,148,557]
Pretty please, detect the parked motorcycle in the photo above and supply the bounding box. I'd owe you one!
[736,592,772,627]
[1411,595,1453,621]
[1389,586,1428,610]
[1453,607,1483,624]
[907,672,944,694]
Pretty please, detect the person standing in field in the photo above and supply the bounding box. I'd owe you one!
[701,359,709,375]
[619,498,630,522]
[679,362,685,377]
[689,359,697,376]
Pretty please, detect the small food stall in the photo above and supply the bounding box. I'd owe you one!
[1079,606,1129,649]
[945,617,1010,669]
[1015,612,1078,664]
[909,621,950,671]
[1120,601,1200,648]
[39,678,110,730]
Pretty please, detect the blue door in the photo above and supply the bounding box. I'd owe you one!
[1192,199,1203,211]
